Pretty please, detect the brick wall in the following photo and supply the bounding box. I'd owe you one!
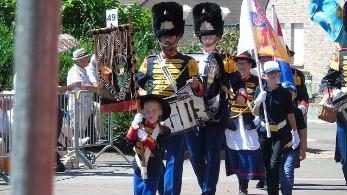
[266,0,343,94]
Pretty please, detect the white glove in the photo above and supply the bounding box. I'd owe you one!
[253,116,261,126]
[291,130,300,150]
[332,89,343,102]
[137,129,148,141]
[254,91,267,107]
[131,113,143,129]
[298,105,307,115]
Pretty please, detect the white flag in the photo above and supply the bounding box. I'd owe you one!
[237,0,256,56]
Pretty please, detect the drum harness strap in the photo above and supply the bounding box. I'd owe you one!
[157,53,178,93]
[134,124,161,179]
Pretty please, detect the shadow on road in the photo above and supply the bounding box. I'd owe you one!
[56,171,132,177]
[293,183,347,191]
[307,148,330,154]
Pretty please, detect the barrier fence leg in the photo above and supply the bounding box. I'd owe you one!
[0,171,9,184]
[95,113,131,164]
[73,99,96,169]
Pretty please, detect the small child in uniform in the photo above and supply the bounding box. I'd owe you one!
[126,94,171,195]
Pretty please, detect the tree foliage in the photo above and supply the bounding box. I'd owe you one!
[0,0,16,29]
[0,0,15,90]
[59,0,156,84]
[218,27,240,56]
[0,22,14,90]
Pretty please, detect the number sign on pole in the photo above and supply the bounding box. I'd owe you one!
[106,9,118,27]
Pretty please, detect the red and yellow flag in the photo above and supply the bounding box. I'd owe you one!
[237,0,291,63]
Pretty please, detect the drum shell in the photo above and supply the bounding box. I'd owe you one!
[164,93,197,135]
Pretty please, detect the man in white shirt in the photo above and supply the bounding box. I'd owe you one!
[86,54,98,86]
[67,48,99,145]
[86,54,104,141]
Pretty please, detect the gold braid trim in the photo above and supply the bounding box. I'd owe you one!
[153,63,189,95]
[229,100,254,119]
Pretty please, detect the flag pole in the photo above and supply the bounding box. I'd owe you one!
[247,0,271,138]
[272,5,276,32]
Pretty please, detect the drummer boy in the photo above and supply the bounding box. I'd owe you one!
[126,94,171,195]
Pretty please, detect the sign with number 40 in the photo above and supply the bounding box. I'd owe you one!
[106,9,118,27]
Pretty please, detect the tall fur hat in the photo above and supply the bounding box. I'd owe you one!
[193,3,230,38]
[152,2,190,38]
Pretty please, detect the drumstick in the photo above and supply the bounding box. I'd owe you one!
[221,85,235,98]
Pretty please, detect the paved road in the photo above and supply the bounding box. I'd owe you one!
[0,108,347,194]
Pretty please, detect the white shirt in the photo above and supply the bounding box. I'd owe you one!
[67,64,92,86]
[67,64,93,111]
[225,116,260,151]
[86,63,97,84]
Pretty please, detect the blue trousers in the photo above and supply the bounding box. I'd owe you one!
[158,133,186,195]
[261,131,287,195]
[336,122,347,184]
[133,171,160,195]
[280,150,299,195]
[185,126,225,195]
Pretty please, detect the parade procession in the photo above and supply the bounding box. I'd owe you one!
[1,0,347,195]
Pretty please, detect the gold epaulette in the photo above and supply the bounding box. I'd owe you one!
[187,57,199,77]
[138,58,148,74]
[223,54,239,73]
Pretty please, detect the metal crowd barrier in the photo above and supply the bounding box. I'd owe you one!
[0,93,14,184]
[58,90,130,169]
[0,90,131,184]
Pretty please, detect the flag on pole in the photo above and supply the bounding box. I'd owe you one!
[271,6,296,91]
[237,0,291,63]
[271,6,285,46]
[309,0,343,43]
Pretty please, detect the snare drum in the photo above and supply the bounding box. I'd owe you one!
[163,92,197,135]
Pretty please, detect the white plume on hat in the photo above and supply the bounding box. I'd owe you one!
[221,7,230,20]
[183,5,192,20]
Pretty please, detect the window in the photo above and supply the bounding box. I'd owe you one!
[280,23,286,40]
[291,23,304,66]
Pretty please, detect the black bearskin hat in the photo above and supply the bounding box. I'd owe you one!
[152,2,185,38]
[193,2,224,38]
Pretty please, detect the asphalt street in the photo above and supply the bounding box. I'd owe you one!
[0,106,346,194]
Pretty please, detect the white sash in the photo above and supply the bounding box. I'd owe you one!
[158,54,178,93]
[134,124,160,179]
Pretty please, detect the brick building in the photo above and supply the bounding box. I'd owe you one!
[121,0,343,94]
[266,0,342,95]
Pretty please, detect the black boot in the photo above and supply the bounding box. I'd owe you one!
[256,179,265,189]
[55,152,65,172]
[239,179,249,195]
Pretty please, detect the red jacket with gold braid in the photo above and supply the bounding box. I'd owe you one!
[126,120,170,177]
